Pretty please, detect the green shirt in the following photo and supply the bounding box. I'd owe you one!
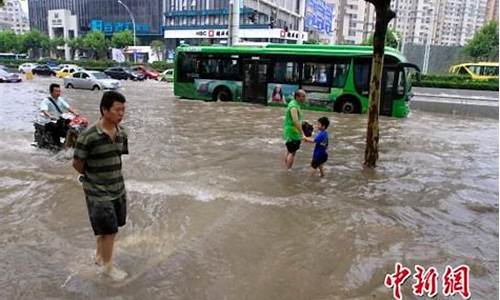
[283,99,303,142]
[74,124,129,202]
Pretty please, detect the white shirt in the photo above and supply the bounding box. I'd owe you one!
[40,97,70,119]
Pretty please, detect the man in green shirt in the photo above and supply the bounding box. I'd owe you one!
[283,89,307,170]
[73,91,129,281]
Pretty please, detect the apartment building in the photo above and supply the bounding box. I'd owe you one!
[0,0,29,34]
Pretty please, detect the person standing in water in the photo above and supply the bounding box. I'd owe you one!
[283,89,307,170]
[73,91,129,281]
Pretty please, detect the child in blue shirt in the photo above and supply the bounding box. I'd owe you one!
[304,117,329,177]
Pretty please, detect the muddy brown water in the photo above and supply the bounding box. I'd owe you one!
[0,77,498,299]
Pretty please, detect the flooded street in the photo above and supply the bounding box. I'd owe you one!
[0,77,498,299]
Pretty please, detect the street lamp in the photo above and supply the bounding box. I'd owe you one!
[117,0,136,62]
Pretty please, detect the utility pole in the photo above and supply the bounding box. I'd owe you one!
[297,0,306,44]
[228,0,240,46]
[422,8,434,74]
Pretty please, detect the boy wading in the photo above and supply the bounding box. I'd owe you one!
[73,91,129,281]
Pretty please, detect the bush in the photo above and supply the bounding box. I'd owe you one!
[411,74,498,91]
[149,61,173,72]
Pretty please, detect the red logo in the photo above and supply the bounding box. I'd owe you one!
[208,30,214,37]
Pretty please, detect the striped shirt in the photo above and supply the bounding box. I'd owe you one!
[74,123,129,202]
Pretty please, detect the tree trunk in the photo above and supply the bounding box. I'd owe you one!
[364,1,395,168]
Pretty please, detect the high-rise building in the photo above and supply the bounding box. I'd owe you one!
[28,0,164,40]
[330,0,375,44]
[391,0,489,47]
[486,0,498,21]
[0,0,30,34]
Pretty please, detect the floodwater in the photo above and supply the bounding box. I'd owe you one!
[0,77,498,299]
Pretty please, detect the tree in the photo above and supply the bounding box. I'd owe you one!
[49,37,65,57]
[82,31,109,59]
[0,31,19,52]
[150,40,166,61]
[22,30,50,58]
[464,21,499,62]
[363,28,400,49]
[111,30,134,48]
[67,36,85,59]
[363,0,395,168]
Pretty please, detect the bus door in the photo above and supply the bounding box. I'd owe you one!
[381,65,397,116]
[242,58,269,104]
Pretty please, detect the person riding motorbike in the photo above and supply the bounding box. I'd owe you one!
[35,83,88,149]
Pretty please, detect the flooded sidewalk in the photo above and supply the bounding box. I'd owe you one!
[0,77,498,299]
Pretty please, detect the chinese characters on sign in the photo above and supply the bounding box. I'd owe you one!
[90,19,150,34]
[384,263,471,300]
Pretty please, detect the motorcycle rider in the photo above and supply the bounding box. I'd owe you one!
[41,83,79,120]
[40,83,80,147]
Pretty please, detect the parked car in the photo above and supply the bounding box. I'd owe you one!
[18,63,38,73]
[31,64,56,76]
[56,66,82,78]
[0,69,22,83]
[104,67,145,80]
[64,70,121,90]
[0,65,8,71]
[131,65,160,80]
[158,69,174,82]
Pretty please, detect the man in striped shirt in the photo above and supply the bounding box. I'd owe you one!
[73,91,129,281]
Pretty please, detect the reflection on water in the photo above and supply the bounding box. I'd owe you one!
[0,77,498,299]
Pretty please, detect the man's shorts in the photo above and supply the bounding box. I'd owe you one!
[86,195,127,236]
[311,154,328,169]
[286,140,301,154]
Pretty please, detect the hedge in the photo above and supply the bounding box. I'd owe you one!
[411,74,498,91]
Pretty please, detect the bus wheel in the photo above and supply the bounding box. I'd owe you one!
[213,87,232,102]
[336,97,360,114]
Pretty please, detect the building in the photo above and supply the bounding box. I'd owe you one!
[305,0,335,43]
[28,0,164,42]
[163,0,307,49]
[331,0,375,44]
[48,9,78,60]
[391,0,489,47]
[486,0,498,21]
[0,0,30,34]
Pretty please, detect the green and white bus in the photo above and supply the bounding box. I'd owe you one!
[173,43,420,118]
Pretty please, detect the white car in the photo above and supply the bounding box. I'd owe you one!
[64,70,121,91]
[18,63,38,73]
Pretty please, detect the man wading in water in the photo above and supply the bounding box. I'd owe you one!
[283,89,307,170]
[73,91,129,281]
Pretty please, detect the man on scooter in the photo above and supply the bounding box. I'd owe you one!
[39,83,82,147]
[41,83,79,120]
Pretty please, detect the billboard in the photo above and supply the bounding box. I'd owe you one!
[305,0,335,33]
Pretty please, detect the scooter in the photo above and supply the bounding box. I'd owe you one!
[33,113,89,151]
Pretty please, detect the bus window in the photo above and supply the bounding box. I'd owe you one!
[332,63,349,87]
[178,53,199,82]
[200,58,220,77]
[354,62,370,95]
[221,58,240,79]
[273,61,299,83]
[484,66,499,76]
[458,67,469,76]
[302,62,331,85]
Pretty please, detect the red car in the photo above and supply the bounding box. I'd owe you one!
[131,65,159,80]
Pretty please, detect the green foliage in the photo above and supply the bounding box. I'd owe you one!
[49,37,65,51]
[150,40,166,61]
[0,31,19,52]
[150,61,173,71]
[22,30,50,58]
[82,31,109,59]
[67,36,85,52]
[412,74,499,91]
[111,30,134,48]
[463,21,499,61]
[363,28,400,49]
